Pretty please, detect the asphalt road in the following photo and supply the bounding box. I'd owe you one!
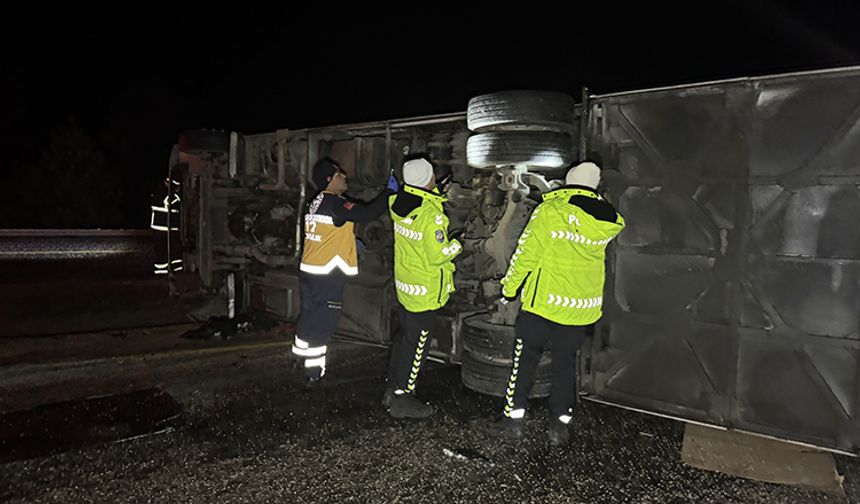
[1,335,856,504]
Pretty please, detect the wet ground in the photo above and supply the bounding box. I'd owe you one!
[1,330,858,504]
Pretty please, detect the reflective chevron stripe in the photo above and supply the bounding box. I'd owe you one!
[501,228,531,284]
[503,338,525,418]
[404,329,430,393]
[546,294,603,309]
[549,230,612,246]
[395,280,428,296]
[394,222,423,240]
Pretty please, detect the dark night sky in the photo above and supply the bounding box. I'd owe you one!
[1,1,859,227]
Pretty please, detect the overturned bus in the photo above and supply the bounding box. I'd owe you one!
[161,65,860,455]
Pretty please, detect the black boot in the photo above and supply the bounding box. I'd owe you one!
[388,393,433,418]
[381,387,396,408]
[302,366,324,389]
[548,419,570,447]
[303,375,322,388]
[479,416,524,440]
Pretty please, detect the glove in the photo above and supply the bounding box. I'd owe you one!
[499,298,509,305]
[386,175,400,193]
[499,296,516,305]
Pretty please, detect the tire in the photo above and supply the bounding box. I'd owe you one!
[466,131,574,170]
[178,129,230,154]
[461,350,551,398]
[467,91,575,133]
[462,313,551,363]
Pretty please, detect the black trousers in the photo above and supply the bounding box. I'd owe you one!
[386,305,436,393]
[293,270,347,378]
[504,311,587,420]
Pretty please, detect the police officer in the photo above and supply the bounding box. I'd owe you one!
[292,157,399,386]
[482,161,625,445]
[382,157,461,418]
[150,176,183,276]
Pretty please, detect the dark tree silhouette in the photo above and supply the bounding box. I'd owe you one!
[7,117,125,228]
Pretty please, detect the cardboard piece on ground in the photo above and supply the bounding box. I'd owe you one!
[681,423,845,497]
